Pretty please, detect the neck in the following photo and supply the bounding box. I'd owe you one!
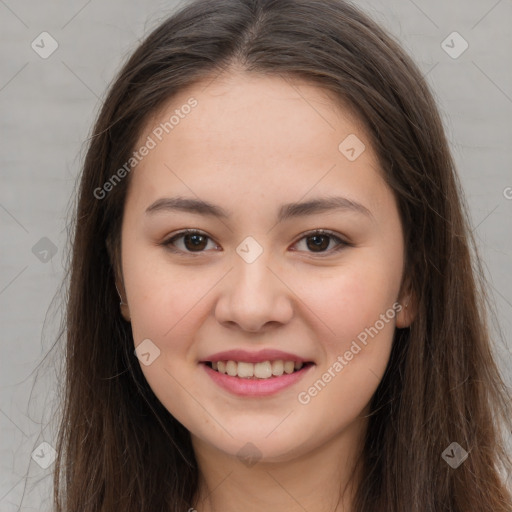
[190,416,366,512]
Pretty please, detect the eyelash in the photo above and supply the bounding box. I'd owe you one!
[161,228,351,257]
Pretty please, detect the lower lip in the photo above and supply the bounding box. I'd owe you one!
[201,363,314,397]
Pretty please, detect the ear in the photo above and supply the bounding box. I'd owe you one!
[116,279,131,323]
[395,279,417,329]
[395,295,416,328]
[106,234,131,323]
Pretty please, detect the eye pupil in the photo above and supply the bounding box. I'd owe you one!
[307,235,329,252]
[184,233,207,251]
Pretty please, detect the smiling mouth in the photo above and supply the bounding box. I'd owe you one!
[203,360,314,379]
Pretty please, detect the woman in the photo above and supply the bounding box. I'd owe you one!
[54,0,512,510]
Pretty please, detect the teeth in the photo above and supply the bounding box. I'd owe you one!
[210,360,305,379]
[272,360,284,376]
[237,362,254,378]
[254,361,272,379]
[226,360,237,377]
[284,361,295,374]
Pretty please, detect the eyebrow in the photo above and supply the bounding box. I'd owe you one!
[145,195,374,222]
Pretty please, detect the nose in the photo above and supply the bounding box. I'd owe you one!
[214,253,294,333]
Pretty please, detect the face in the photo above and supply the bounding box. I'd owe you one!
[117,70,413,463]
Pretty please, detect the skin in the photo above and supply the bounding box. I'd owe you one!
[116,70,417,512]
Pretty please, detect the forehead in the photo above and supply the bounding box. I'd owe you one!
[141,70,366,152]
[127,71,389,216]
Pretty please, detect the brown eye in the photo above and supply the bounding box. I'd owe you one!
[163,230,217,254]
[182,233,208,251]
[163,229,349,256]
[293,230,349,255]
[306,234,331,252]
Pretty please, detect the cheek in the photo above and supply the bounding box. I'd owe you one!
[295,272,397,434]
[123,257,213,424]
[127,271,206,352]
[295,260,400,352]
[120,242,179,345]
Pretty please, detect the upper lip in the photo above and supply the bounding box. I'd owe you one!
[201,349,312,364]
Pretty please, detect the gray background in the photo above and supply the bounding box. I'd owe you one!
[1,0,511,509]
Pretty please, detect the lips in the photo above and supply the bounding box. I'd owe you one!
[199,348,315,396]
[201,348,312,364]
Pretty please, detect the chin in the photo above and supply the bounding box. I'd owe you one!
[193,424,316,465]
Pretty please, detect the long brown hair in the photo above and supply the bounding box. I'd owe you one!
[53,0,512,510]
